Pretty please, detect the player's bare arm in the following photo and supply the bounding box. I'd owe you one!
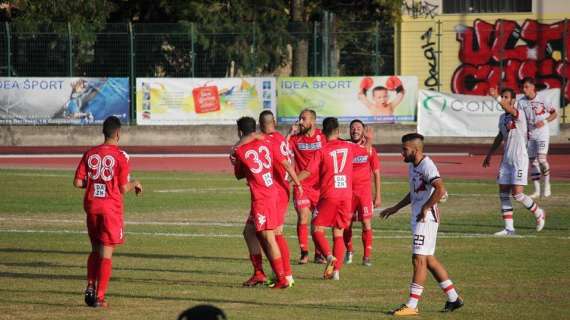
[280,159,303,195]
[380,192,411,219]
[120,179,143,195]
[73,178,86,189]
[297,169,311,183]
[418,178,445,222]
[483,132,503,167]
[373,169,381,208]
[537,110,558,128]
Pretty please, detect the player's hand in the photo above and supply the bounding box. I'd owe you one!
[289,122,299,136]
[373,195,382,208]
[489,86,499,98]
[535,120,545,128]
[229,147,237,165]
[379,206,397,219]
[134,181,143,196]
[295,184,303,196]
[482,155,491,167]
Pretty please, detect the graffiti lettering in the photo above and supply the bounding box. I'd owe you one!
[422,27,439,90]
[402,0,439,19]
[452,18,570,101]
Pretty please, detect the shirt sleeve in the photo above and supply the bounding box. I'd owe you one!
[74,153,88,181]
[271,140,286,164]
[117,150,130,187]
[423,160,441,186]
[370,150,381,172]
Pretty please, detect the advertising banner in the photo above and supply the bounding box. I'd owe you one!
[136,78,276,125]
[277,76,418,123]
[0,78,130,125]
[417,89,561,137]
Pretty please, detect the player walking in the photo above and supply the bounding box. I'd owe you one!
[483,88,546,235]
[232,117,302,289]
[288,109,327,264]
[74,116,142,308]
[380,133,463,315]
[518,78,558,198]
[343,119,381,266]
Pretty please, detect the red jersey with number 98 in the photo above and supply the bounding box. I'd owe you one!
[305,139,356,200]
[75,144,130,214]
[234,138,285,201]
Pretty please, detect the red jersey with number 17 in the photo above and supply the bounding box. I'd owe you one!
[234,138,286,201]
[74,144,130,214]
[289,129,326,189]
[305,139,356,200]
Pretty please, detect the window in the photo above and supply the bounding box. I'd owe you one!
[443,0,532,14]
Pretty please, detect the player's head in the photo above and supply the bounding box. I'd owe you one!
[522,77,536,98]
[322,117,339,139]
[102,116,121,141]
[298,108,317,134]
[349,119,366,143]
[401,133,424,163]
[372,86,389,105]
[236,116,256,138]
[178,304,227,320]
[500,88,516,109]
[259,110,275,133]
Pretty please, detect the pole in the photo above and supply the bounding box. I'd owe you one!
[322,11,329,76]
[374,21,380,75]
[436,19,442,92]
[5,22,11,76]
[68,22,73,76]
[313,21,318,76]
[128,23,135,124]
[252,21,256,75]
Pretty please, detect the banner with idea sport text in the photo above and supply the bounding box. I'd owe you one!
[277,76,418,124]
[417,89,560,137]
[0,78,129,125]
[136,78,276,125]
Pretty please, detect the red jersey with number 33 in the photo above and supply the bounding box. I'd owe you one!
[75,144,130,214]
[235,139,285,201]
[305,139,356,200]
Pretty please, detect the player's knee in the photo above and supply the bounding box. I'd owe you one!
[512,193,524,202]
[530,157,539,166]
[412,255,426,268]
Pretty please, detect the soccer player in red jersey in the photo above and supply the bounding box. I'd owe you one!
[232,116,302,289]
[287,109,327,264]
[74,116,142,308]
[298,117,360,280]
[343,119,381,266]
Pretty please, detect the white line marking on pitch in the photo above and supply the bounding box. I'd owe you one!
[1,228,567,240]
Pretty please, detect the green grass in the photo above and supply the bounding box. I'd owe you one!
[0,168,568,319]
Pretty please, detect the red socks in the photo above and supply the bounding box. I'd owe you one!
[249,254,264,274]
[275,234,292,277]
[87,252,100,284]
[97,258,112,300]
[343,227,353,252]
[311,230,330,257]
[297,223,309,252]
[362,229,373,258]
[269,257,285,280]
[333,236,345,271]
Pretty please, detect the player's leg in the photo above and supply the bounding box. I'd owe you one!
[390,254,426,315]
[361,218,373,266]
[95,244,114,308]
[329,227,345,280]
[84,214,100,306]
[309,191,326,264]
[274,224,294,286]
[528,139,541,198]
[343,222,354,264]
[242,222,266,286]
[294,192,311,264]
[426,255,463,312]
[538,139,551,197]
[495,184,515,235]
[256,230,287,288]
[512,184,546,232]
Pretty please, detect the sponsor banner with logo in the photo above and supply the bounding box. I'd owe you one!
[0,78,129,125]
[417,89,561,137]
[277,76,418,123]
[136,78,276,125]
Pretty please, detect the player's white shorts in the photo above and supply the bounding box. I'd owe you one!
[498,158,528,186]
[411,220,439,256]
[528,137,549,158]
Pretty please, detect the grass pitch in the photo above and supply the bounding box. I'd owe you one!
[0,168,568,319]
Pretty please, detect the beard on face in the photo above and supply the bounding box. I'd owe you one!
[403,152,415,163]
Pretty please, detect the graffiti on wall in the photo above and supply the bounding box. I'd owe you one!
[451,19,570,101]
[402,0,439,19]
[421,27,439,90]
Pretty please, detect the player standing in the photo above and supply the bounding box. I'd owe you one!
[483,88,546,235]
[298,117,359,280]
[74,116,142,308]
[343,119,381,266]
[288,109,327,264]
[380,133,463,315]
[232,116,302,289]
[518,77,558,198]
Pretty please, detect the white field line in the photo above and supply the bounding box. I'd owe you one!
[1,228,567,240]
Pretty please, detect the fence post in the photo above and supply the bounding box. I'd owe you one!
[67,22,73,77]
[562,18,567,123]
[436,19,442,92]
[374,21,380,75]
[128,23,135,124]
[5,22,11,76]
[313,21,319,76]
[191,22,196,77]
[252,21,257,75]
[322,11,329,76]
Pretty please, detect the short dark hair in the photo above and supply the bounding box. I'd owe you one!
[402,132,424,143]
[259,110,274,126]
[102,116,121,139]
[299,108,316,120]
[522,77,535,86]
[322,117,339,136]
[501,88,516,99]
[237,116,256,135]
[372,86,387,94]
[349,119,365,129]
[178,304,227,320]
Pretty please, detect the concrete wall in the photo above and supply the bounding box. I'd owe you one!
[1,124,568,147]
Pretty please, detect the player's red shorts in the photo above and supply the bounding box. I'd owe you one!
[246,199,279,232]
[293,185,319,211]
[313,197,352,229]
[352,190,373,222]
[276,187,290,226]
[86,212,124,246]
